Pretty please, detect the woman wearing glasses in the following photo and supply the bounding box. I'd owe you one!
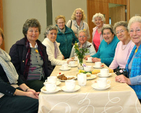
[115,16,141,103]
[109,21,134,74]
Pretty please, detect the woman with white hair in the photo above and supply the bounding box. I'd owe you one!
[42,25,72,67]
[70,30,96,58]
[66,8,90,40]
[115,16,141,103]
[92,13,105,52]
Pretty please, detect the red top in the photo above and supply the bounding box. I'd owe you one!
[93,30,101,52]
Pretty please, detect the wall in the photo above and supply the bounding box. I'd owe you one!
[130,0,141,17]
[2,0,46,52]
[52,0,87,25]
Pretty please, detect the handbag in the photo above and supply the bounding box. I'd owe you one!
[114,68,128,77]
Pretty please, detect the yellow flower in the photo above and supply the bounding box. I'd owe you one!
[35,49,38,53]
[83,29,86,31]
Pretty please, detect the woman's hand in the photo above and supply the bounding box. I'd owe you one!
[92,58,101,62]
[27,88,40,99]
[25,91,39,99]
[115,74,131,85]
[84,55,90,60]
[67,59,74,64]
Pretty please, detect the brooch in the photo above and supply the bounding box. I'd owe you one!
[35,49,38,53]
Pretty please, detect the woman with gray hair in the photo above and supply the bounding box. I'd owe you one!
[9,18,53,92]
[115,16,141,103]
[66,8,90,40]
[70,30,96,58]
[42,25,72,66]
[109,21,134,72]
[87,24,119,66]
[92,13,105,52]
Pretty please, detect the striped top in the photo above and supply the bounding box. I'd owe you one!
[27,47,44,80]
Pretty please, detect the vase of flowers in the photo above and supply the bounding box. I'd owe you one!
[74,42,89,69]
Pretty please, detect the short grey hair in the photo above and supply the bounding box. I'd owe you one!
[92,13,105,24]
[101,24,114,35]
[78,30,88,37]
[113,21,128,34]
[44,25,58,38]
[128,16,141,30]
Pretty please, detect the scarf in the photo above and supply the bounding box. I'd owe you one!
[54,42,59,59]
[125,44,141,99]
[58,27,66,34]
[0,48,18,83]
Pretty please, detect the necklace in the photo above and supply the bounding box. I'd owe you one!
[121,44,127,50]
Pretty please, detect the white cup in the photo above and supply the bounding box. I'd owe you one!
[77,73,87,86]
[97,78,110,88]
[100,69,109,77]
[65,80,76,91]
[44,83,56,92]
[87,57,92,62]
[74,56,78,60]
[46,76,57,84]
[61,63,68,69]
[69,61,75,66]
[95,62,101,67]
[84,66,92,72]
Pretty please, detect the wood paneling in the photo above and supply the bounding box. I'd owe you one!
[87,0,129,42]
[0,0,5,50]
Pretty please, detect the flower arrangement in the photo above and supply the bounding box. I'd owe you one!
[74,42,89,66]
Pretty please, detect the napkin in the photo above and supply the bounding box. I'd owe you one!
[92,69,113,74]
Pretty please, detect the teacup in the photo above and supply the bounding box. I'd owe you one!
[100,69,109,77]
[65,80,76,91]
[77,73,87,86]
[84,66,92,72]
[95,62,101,67]
[97,78,110,88]
[87,57,92,62]
[69,61,75,66]
[46,76,57,84]
[44,83,56,92]
[61,63,68,69]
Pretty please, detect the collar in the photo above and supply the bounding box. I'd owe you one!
[29,43,38,48]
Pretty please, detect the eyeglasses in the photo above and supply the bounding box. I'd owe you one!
[116,29,125,35]
[129,28,141,33]
[78,35,86,38]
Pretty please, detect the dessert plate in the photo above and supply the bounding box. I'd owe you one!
[59,67,71,71]
[97,73,112,78]
[91,84,110,90]
[57,76,77,82]
[62,85,80,93]
[87,74,97,80]
[41,87,61,94]
[68,64,78,67]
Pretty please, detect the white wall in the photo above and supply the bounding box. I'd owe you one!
[3,0,47,52]
[52,0,87,25]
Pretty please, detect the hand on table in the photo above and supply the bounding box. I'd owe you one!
[115,74,131,85]
[92,58,101,62]
[84,55,90,60]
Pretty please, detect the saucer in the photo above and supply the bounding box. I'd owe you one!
[91,84,110,90]
[86,60,93,63]
[62,85,80,93]
[97,73,112,78]
[93,65,104,69]
[59,67,71,71]
[41,87,61,94]
[44,81,61,86]
[68,64,78,67]
[87,74,97,80]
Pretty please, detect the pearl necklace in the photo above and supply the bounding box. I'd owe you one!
[121,44,127,50]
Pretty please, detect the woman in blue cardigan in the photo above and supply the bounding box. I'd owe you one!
[115,16,141,103]
[55,15,78,59]
[88,24,119,66]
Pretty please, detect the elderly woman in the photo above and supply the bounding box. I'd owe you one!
[109,21,134,73]
[0,28,38,113]
[9,18,53,92]
[115,16,141,103]
[66,8,90,40]
[55,15,78,59]
[42,25,72,66]
[70,30,96,58]
[90,24,119,66]
[92,13,105,52]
